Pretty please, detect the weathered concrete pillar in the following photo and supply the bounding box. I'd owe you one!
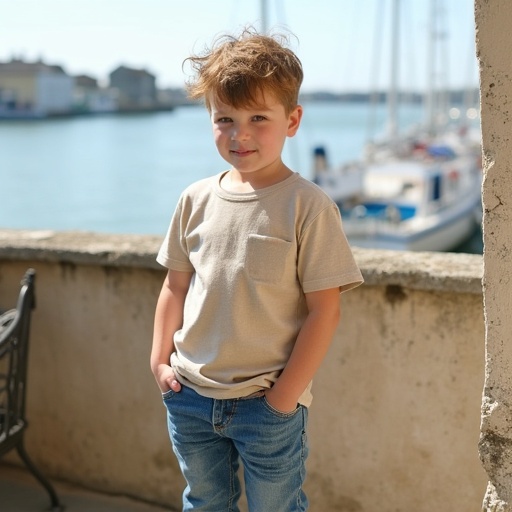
[477,0,512,510]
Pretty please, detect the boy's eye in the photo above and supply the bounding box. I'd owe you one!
[216,117,232,123]
[252,115,266,122]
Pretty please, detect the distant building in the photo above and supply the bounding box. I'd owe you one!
[158,87,194,107]
[75,74,98,89]
[109,65,157,109]
[73,74,118,113]
[0,58,74,116]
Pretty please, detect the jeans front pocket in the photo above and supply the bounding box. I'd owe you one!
[245,234,292,283]
[262,396,301,419]
[161,389,176,401]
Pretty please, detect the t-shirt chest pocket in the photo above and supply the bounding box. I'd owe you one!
[245,234,292,283]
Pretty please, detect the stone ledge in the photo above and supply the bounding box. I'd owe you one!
[0,229,163,270]
[0,229,483,294]
[354,247,483,294]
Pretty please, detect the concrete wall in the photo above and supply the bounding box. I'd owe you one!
[0,230,487,511]
[476,0,512,509]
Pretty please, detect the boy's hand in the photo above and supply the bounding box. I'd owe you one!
[264,387,298,414]
[155,363,182,393]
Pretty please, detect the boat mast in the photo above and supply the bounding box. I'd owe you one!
[425,0,437,135]
[387,0,400,141]
[260,0,268,33]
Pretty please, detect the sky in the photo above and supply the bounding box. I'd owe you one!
[0,0,478,93]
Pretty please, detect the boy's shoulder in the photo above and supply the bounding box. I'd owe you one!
[288,173,337,206]
[179,173,220,203]
[183,174,218,193]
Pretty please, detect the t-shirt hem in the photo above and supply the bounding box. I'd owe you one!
[173,370,313,407]
[302,273,364,294]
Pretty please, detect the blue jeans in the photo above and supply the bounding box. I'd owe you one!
[162,385,309,512]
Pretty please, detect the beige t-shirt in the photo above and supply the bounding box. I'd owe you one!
[157,171,363,406]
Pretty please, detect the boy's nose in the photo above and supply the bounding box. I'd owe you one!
[231,124,250,141]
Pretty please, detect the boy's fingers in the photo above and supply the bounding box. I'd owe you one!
[169,379,182,391]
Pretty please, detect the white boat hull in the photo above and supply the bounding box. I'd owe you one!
[342,189,481,252]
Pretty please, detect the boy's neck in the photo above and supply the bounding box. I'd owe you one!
[222,166,293,193]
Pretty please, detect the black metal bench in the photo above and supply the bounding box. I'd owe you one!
[0,269,63,511]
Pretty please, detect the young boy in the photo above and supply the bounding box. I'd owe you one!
[151,30,363,512]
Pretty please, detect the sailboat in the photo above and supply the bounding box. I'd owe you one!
[313,0,482,252]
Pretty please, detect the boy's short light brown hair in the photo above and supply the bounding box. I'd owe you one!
[184,29,303,115]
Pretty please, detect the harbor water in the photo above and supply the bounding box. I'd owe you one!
[0,102,482,253]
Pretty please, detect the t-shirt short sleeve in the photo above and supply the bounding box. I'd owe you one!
[298,204,363,294]
[156,198,195,273]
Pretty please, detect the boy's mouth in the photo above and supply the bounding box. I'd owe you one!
[230,149,256,157]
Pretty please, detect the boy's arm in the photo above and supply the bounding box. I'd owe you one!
[151,269,193,393]
[265,287,341,413]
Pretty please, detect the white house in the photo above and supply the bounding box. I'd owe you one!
[0,58,74,116]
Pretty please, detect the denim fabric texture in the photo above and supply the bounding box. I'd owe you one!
[163,385,309,512]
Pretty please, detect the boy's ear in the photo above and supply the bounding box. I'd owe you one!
[287,105,303,137]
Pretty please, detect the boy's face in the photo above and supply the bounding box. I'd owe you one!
[209,91,302,183]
